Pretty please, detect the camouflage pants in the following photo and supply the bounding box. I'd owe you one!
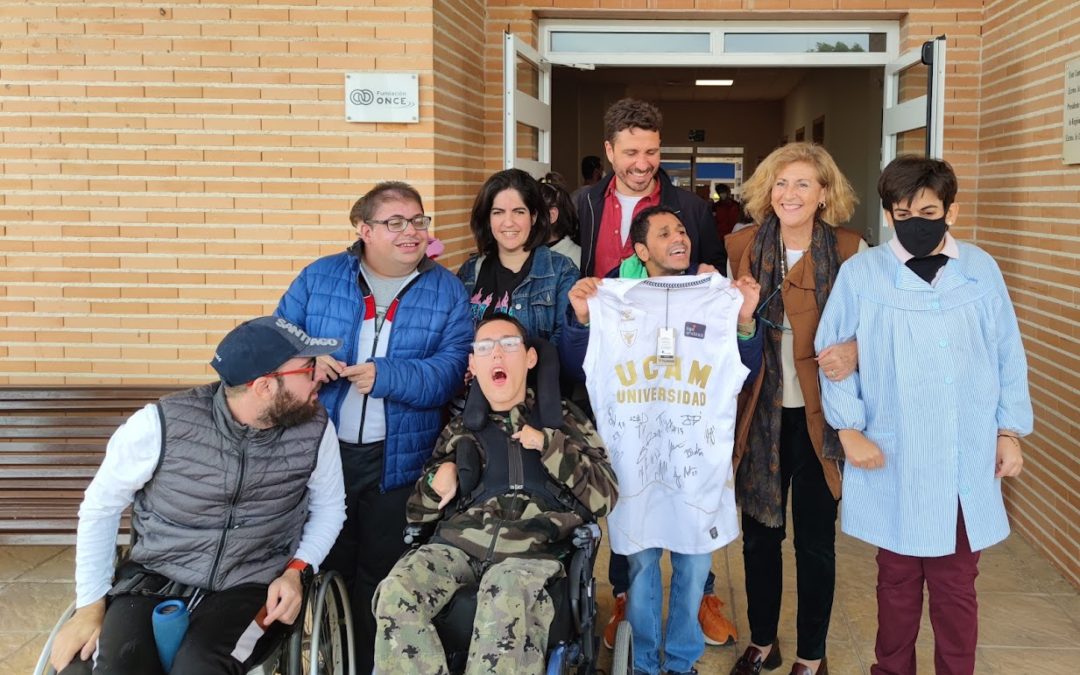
[373,543,564,675]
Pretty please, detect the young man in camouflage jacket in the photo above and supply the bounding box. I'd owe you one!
[373,315,618,675]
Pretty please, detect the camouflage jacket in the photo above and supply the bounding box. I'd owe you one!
[406,393,618,565]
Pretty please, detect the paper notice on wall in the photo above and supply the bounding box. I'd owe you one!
[1065,58,1080,164]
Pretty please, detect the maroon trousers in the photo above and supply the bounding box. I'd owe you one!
[871,509,980,675]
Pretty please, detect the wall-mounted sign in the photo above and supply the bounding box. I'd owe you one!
[1064,58,1080,164]
[345,73,419,124]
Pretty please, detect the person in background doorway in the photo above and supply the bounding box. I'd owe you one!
[714,184,741,240]
[725,142,866,675]
[575,98,722,279]
[275,181,473,674]
[457,168,579,348]
[732,202,755,234]
[816,155,1032,675]
[541,173,583,268]
[570,154,604,205]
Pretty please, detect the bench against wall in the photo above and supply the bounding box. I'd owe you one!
[0,387,177,545]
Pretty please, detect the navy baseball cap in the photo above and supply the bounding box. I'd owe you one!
[211,316,341,386]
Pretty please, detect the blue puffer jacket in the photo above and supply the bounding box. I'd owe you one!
[276,244,472,491]
[456,245,578,347]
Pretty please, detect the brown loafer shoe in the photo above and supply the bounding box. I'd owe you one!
[729,640,782,674]
[789,657,827,675]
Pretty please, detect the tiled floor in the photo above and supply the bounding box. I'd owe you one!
[2,530,1077,674]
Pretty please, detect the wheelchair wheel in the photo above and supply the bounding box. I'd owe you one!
[32,601,76,675]
[291,570,354,675]
[610,621,633,675]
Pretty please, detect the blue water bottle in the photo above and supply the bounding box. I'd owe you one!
[152,599,189,672]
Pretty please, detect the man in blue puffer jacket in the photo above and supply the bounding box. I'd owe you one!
[276,181,472,674]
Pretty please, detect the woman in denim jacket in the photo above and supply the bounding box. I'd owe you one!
[457,168,578,348]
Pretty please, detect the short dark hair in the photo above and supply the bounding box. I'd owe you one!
[603,98,663,144]
[581,155,602,180]
[469,169,550,256]
[878,155,958,213]
[475,313,528,341]
[715,184,732,198]
[629,205,681,249]
[539,177,580,242]
[349,181,424,226]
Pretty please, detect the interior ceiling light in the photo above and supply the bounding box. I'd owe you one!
[695,79,734,86]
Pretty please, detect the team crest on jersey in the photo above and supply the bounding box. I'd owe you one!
[619,310,637,346]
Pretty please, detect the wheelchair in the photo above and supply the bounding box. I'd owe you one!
[396,337,633,675]
[33,568,355,675]
[403,520,631,675]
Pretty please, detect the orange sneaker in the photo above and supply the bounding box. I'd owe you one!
[603,593,627,649]
[699,594,737,646]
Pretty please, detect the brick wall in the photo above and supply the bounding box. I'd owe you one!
[975,0,1080,588]
[0,0,438,384]
[432,0,488,269]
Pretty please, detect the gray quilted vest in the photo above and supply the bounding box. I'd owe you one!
[130,383,327,590]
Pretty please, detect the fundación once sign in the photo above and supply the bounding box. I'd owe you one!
[345,73,419,124]
[1065,57,1080,165]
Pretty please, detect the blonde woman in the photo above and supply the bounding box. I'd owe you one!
[726,143,866,675]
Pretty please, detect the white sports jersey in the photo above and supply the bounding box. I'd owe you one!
[584,274,748,555]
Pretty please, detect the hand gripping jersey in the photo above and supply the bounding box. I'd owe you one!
[584,274,748,555]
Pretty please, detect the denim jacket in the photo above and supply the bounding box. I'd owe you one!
[457,245,578,348]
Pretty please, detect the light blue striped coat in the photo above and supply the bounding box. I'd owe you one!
[815,242,1033,556]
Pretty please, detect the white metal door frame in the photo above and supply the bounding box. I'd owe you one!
[879,36,947,241]
[503,33,551,176]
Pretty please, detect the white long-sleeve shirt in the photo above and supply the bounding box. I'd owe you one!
[75,404,346,608]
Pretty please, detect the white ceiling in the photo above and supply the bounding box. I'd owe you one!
[557,66,829,102]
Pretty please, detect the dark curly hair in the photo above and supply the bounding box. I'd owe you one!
[603,98,663,144]
[539,174,580,244]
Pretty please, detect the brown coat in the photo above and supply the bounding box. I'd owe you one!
[725,224,863,499]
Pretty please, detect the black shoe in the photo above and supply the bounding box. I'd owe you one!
[730,640,782,674]
[789,657,827,675]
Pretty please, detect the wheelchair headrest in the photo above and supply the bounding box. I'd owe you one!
[463,337,562,432]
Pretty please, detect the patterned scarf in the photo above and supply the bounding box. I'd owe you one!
[737,214,844,527]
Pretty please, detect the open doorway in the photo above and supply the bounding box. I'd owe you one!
[550,64,884,243]
[504,20,944,246]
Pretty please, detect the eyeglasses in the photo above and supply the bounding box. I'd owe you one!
[472,335,524,356]
[754,285,791,333]
[247,360,317,386]
[366,215,432,232]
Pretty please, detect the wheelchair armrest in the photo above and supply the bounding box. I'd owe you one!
[403,522,437,547]
[571,523,601,550]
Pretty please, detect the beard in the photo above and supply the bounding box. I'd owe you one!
[261,386,320,428]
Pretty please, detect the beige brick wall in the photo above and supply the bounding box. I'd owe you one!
[433,0,488,269]
[975,0,1080,588]
[0,0,439,384]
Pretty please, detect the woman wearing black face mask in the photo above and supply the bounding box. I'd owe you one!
[725,143,867,675]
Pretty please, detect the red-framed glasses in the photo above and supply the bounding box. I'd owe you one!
[246,360,317,386]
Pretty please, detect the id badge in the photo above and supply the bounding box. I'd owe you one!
[656,326,676,365]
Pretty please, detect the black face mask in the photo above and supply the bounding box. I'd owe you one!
[893,215,948,258]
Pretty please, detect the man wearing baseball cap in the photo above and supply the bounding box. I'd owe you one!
[50,316,347,675]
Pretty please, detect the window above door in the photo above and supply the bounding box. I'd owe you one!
[541,20,899,67]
